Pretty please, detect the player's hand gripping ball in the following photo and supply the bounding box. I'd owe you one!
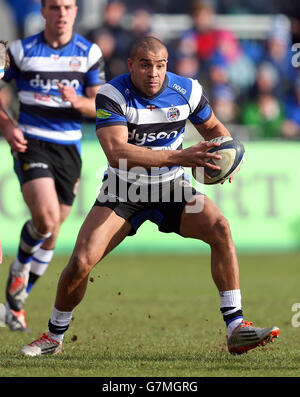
[192,136,245,185]
[0,41,10,79]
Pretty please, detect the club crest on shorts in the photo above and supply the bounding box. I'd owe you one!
[167,107,180,122]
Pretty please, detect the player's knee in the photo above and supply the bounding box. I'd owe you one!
[208,216,233,247]
[68,253,93,279]
[34,213,60,235]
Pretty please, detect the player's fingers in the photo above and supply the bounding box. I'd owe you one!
[220,176,233,185]
[201,151,222,160]
[201,141,221,150]
[15,143,27,152]
[196,151,222,164]
[13,136,28,152]
[201,160,221,170]
[204,171,213,180]
[15,133,27,144]
[10,143,24,152]
[57,82,65,93]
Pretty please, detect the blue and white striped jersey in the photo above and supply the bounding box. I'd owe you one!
[4,31,105,150]
[96,71,212,184]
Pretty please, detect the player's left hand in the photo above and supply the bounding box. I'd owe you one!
[57,83,80,108]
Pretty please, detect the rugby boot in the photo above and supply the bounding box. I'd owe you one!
[19,333,62,356]
[0,302,29,331]
[6,260,29,311]
[227,320,279,354]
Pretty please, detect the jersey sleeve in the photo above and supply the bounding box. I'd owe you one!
[85,43,106,87]
[187,78,212,124]
[96,83,128,129]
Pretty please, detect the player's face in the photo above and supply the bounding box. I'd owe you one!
[42,0,78,37]
[128,48,168,97]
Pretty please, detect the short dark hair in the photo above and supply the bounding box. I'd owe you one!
[129,36,168,60]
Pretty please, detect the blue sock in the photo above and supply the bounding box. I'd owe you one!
[17,220,51,268]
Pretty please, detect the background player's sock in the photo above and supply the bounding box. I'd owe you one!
[26,248,54,296]
[48,306,73,343]
[219,289,243,337]
[14,220,52,272]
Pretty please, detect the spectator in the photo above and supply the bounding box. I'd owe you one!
[251,62,280,98]
[88,0,131,80]
[207,54,230,90]
[173,54,202,80]
[211,30,256,96]
[179,1,241,63]
[240,59,284,139]
[281,78,300,140]
[129,6,154,41]
[91,27,128,81]
[261,15,296,98]
[240,93,285,139]
[0,0,17,43]
[187,0,219,62]
[177,1,255,99]
[211,84,239,124]
[4,0,43,37]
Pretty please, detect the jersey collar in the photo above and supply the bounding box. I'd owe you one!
[41,31,75,50]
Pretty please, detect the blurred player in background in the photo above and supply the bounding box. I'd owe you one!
[0,40,10,266]
[0,0,105,331]
[19,36,279,356]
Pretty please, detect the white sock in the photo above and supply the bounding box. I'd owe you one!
[49,306,73,343]
[11,259,30,274]
[220,289,243,337]
[227,318,243,336]
[30,248,54,277]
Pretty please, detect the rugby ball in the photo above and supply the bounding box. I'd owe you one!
[192,136,245,185]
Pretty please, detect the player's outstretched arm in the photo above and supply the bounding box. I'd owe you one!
[97,124,222,171]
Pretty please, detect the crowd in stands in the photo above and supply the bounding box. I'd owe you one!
[1,0,300,141]
[167,0,300,140]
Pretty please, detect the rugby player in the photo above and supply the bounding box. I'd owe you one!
[19,36,279,355]
[0,0,105,331]
[0,40,10,266]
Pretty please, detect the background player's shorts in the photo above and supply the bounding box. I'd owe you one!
[13,137,82,206]
[94,173,202,235]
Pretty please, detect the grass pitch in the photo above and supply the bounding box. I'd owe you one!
[0,252,299,378]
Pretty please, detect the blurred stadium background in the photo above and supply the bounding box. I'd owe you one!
[0,0,300,255]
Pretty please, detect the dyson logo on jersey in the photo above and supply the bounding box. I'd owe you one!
[128,129,179,146]
[29,74,80,93]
